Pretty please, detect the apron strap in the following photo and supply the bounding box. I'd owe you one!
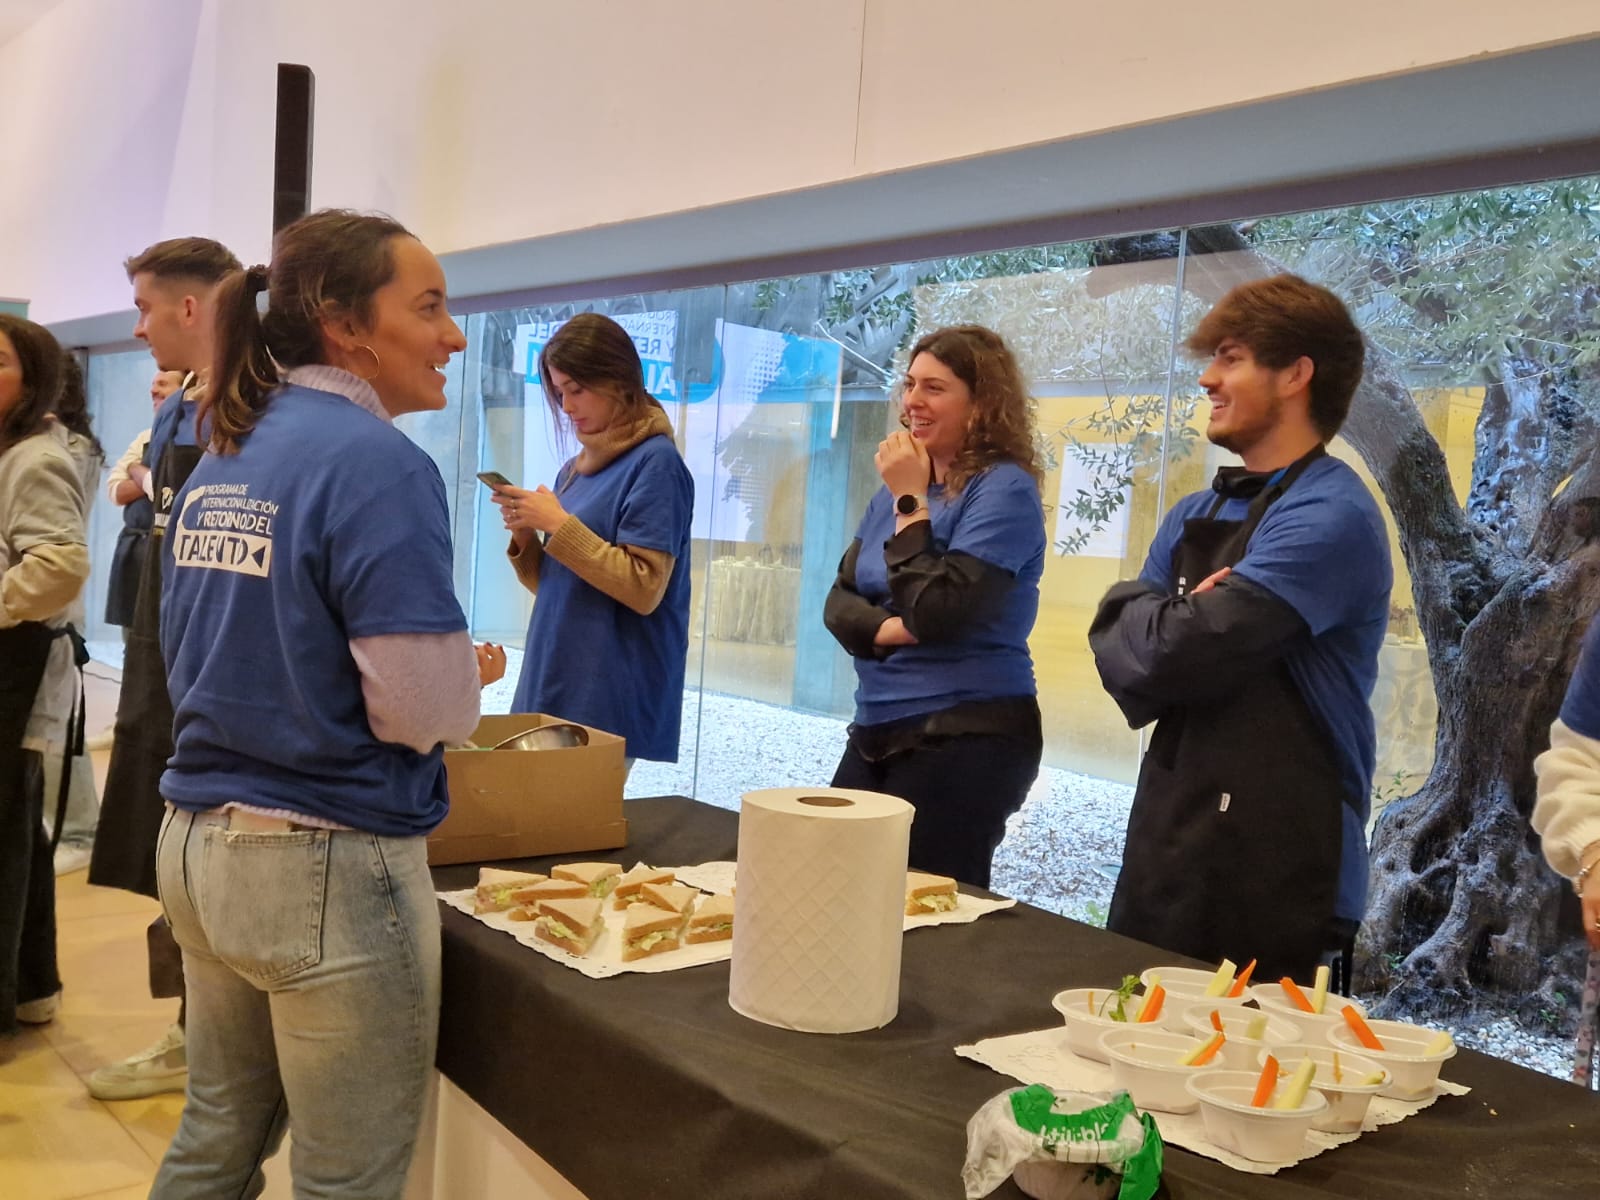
[1251,444,1325,514]
[1203,444,1327,522]
[45,624,89,854]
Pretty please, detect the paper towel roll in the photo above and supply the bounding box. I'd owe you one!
[729,787,913,1034]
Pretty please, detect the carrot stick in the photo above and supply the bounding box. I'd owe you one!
[1226,958,1258,998]
[1209,1008,1225,1032]
[1179,1031,1226,1066]
[1251,1054,1280,1107]
[1342,1005,1386,1051]
[1279,977,1316,1013]
[1136,984,1165,1023]
[1190,1034,1226,1066]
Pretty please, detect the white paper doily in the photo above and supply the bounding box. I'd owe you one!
[955,1026,1471,1175]
[440,861,1015,979]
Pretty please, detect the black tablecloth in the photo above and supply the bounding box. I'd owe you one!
[432,796,1600,1199]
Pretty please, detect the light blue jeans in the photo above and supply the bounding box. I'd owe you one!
[152,805,441,1200]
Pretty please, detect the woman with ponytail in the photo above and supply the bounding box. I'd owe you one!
[150,209,495,1198]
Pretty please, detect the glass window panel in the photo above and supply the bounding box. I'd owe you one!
[459,287,728,802]
[73,175,1600,1027]
[1171,181,1600,1013]
[903,245,1187,920]
[1218,192,1597,819]
[83,346,166,654]
[393,351,471,603]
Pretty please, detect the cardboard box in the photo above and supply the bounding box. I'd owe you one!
[429,714,628,866]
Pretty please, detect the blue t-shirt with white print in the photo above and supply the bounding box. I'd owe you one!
[1140,453,1392,920]
[849,461,1045,725]
[159,384,467,835]
[511,434,694,762]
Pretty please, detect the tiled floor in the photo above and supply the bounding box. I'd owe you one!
[1,664,182,1199]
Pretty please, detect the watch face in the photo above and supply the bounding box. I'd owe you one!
[896,493,919,515]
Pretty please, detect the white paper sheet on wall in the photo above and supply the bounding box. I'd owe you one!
[1054,456,1131,558]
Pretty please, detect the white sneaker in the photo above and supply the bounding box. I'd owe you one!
[16,990,61,1024]
[53,843,93,876]
[88,1023,188,1100]
[85,727,115,751]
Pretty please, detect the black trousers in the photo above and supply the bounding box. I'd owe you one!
[0,750,60,1031]
[831,730,1042,889]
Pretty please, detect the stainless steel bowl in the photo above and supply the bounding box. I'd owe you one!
[490,722,590,751]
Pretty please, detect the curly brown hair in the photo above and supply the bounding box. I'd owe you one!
[902,324,1043,496]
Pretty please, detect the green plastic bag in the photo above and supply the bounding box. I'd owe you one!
[962,1085,1163,1200]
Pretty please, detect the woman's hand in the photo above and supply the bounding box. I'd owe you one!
[475,642,506,687]
[873,616,918,648]
[875,430,931,497]
[1581,861,1600,952]
[492,484,570,536]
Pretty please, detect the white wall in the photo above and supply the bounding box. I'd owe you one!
[4,0,1599,330]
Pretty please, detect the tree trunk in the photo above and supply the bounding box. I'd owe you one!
[1338,351,1500,664]
[1359,548,1600,1016]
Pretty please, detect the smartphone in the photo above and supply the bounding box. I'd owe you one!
[476,470,514,489]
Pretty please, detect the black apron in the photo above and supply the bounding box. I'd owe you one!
[88,412,203,898]
[1,621,58,1021]
[1107,447,1354,982]
[105,437,154,627]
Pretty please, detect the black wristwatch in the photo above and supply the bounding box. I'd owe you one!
[895,492,928,516]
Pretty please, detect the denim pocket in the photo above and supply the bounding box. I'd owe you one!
[199,827,329,984]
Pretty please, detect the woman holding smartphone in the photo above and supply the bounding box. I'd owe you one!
[493,312,694,768]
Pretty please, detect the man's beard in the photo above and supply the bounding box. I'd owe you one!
[1207,392,1284,456]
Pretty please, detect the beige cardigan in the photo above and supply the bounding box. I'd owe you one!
[0,422,90,749]
[1533,719,1600,880]
[508,403,678,616]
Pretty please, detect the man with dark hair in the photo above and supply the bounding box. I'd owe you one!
[1089,273,1392,982]
[87,236,239,1100]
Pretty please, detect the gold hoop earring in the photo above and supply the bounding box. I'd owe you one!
[352,344,381,382]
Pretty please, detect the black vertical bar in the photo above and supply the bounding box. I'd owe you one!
[273,64,315,235]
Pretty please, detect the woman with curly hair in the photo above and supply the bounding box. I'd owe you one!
[824,324,1045,887]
